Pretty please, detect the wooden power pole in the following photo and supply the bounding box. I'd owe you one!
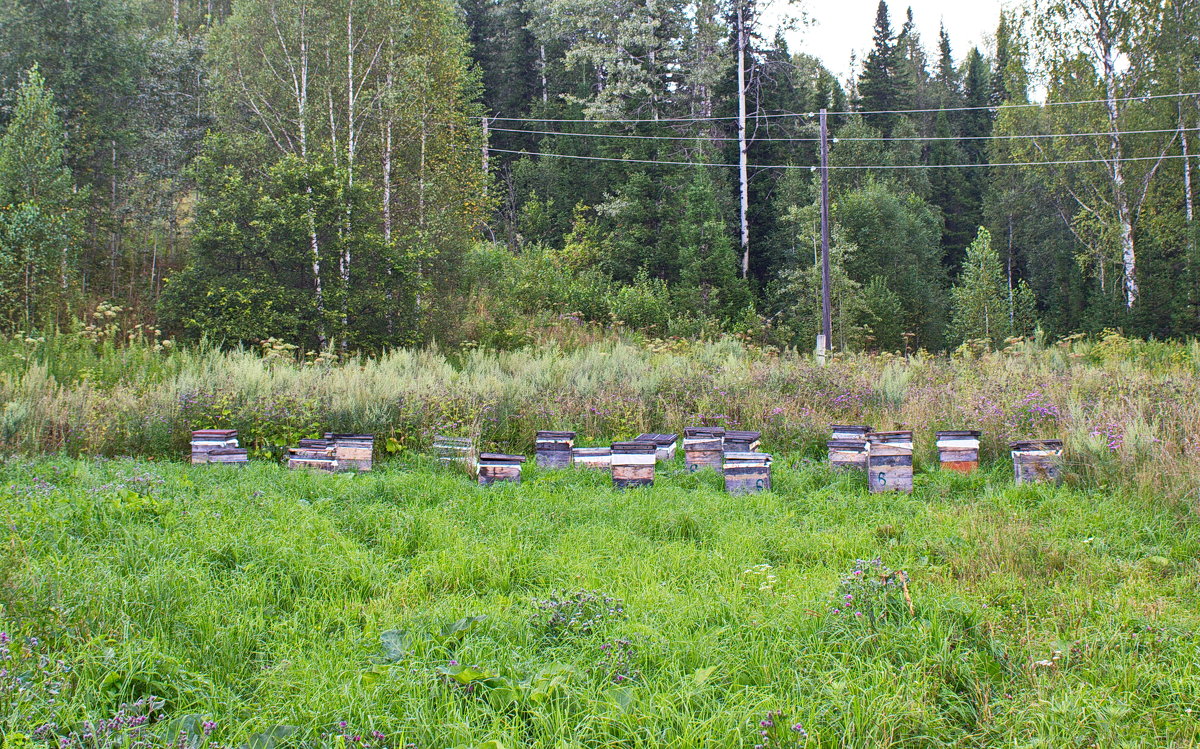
[819,108,833,358]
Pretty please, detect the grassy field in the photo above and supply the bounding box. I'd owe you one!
[2,452,1198,748]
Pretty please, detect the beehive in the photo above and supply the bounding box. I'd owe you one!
[827,439,869,471]
[190,429,240,464]
[572,446,612,470]
[205,447,248,465]
[936,430,980,473]
[325,433,374,471]
[866,431,914,493]
[724,430,762,453]
[477,453,525,485]
[683,427,725,472]
[828,424,871,470]
[434,436,475,471]
[611,441,656,488]
[1011,439,1063,484]
[287,438,337,471]
[535,431,576,469]
[724,451,772,494]
[634,433,678,462]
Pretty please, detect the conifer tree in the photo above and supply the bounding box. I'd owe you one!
[858,1,899,136]
[950,227,1006,347]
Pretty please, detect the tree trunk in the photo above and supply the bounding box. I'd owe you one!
[736,3,750,279]
[1098,22,1136,308]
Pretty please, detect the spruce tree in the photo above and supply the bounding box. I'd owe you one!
[949,227,1006,347]
[857,1,898,136]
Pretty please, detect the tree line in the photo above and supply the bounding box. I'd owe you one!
[0,0,1196,352]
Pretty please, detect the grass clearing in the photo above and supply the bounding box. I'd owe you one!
[2,454,1198,747]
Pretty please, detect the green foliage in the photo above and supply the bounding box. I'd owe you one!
[950,227,1007,347]
[0,67,83,328]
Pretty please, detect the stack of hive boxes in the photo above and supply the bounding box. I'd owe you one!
[572,446,612,470]
[325,433,374,471]
[866,431,914,492]
[936,430,980,473]
[611,441,657,488]
[828,424,871,471]
[477,453,525,484]
[535,431,575,469]
[1011,439,1064,484]
[287,438,337,471]
[683,427,725,472]
[190,430,248,465]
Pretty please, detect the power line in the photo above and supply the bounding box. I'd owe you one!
[488,125,1198,144]
[478,90,1200,125]
[488,147,1197,171]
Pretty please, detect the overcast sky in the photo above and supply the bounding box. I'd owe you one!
[766,0,1011,87]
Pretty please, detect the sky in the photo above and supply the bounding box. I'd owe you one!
[766,0,1010,87]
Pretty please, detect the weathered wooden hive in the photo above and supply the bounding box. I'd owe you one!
[634,433,678,462]
[477,453,526,485]
[936,430,981,473]
[535,431,576,469]
[205,447,249,465]
[1010,439,1063,484]
[866,431,914,493]
[724,430,762,453]
[325,433,374,471]
[724,451,772,494]
[611,441,657,488]
[828,424,872,470]
[434,435,475,471]
[190,429,242,465]
[572,446,612,470]
[288,438,337,471]
[683,427,725,472]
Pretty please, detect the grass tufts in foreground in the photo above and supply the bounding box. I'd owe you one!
[0,455,1198,747]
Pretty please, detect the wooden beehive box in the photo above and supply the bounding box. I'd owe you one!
[477,453,525,485]
[828,424,871,470]
[1011,439,1063,484]
[936,430,981,473]
[325,433,374,471]
[535,431,576,469]
[634,433,678,462]
[724,430,761,453]
[683,427,725,472]
[724,451,772,494]
[434,435,476,472]
[288,438,337,471]
[572,446,612,470]
[827,439,869,471]
[206,447,248,465]
[190,429,239,465]
[866,431,914,493]
[611,441,656,488]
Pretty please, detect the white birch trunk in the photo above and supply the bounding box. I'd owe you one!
[1098,25,1137,308]
[736,3,750,279]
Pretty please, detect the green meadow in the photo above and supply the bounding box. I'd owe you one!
[2,452,1198,748]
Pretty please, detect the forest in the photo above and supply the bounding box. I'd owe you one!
[0,0,1197,352]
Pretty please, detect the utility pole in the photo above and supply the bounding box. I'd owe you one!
[819,108,832,360]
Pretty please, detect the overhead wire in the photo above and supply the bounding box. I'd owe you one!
[486,147,1196,171]
[476,90,1200,125]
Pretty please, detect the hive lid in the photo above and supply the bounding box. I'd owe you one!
[635,433,678,445]
[936,430,981,438]
[611,441,658,453]
[536,430,577,440]
[725,430,762,441]
[827,439,868,449]
[1010,439,1063,449]
[192,429,238,437]
[830,424,872,433]
[478,452,527,463]
[867,431,914,441]
[684,427,726,437]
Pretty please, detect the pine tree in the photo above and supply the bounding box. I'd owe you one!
[949,227,1006,347]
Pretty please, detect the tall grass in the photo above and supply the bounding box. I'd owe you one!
[0,329,1197,502]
